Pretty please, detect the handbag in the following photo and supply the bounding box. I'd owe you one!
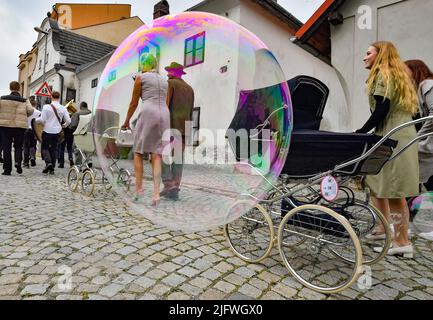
[117,129,134,148]
[51,104,65,144]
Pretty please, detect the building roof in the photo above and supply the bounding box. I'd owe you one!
[50,19,116,67]
[75,50,115,74]
[294,0,346,43]
[188,0,303,29]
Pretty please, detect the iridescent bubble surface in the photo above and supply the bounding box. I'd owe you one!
[412,192,433,233]
[93,12,292,232]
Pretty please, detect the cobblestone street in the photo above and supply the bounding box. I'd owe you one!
[1,163,433,301]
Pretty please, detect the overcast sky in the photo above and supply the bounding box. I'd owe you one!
[0,0,324,94]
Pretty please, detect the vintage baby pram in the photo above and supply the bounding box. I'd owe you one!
[225,76,433,294]
[68,110,132,197]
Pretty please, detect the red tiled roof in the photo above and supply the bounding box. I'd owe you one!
[295,0,335,40]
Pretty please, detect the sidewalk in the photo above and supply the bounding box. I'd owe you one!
[0,163,433,300]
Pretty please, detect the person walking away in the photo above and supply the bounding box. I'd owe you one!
[160,62,195,201]
[57,106,76,169]
[23,96,41,168]
[356,42,420,257]
[36,91,71,175]
[122,54,169,206]
[0,81,35,175]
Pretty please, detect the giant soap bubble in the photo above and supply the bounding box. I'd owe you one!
[93,12,292,232]
[412,192,433,233]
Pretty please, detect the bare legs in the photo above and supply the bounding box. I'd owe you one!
[134,153,144,194]
[372,196,411,247]
[389,198,411,247]
[151,154,162,202]
[134,152,162,202]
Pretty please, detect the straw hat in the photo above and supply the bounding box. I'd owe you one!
[165,62,186,75]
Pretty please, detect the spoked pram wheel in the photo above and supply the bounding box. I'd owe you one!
[278,205,362,294]
[67,166,80,192]
[102,172,113,192]
[117,169,132,192]
[225,202,274,263]
[81,170,96,197]
[333,200,391,265]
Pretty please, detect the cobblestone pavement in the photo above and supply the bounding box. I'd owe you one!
[1,162,433,300]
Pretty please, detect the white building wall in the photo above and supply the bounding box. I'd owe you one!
[331,0,433,130]
[239,0,350,131]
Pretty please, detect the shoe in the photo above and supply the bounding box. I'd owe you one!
[1,172,11,176]
[31,160,36,167]
[49,170,55,175]
[418,231,433,241]
[23,163,30,169]
[133,191,145,203]
[43,164,53,174]
[365,229,394,241]
[15,166,23,174]
[70,160,75,167]
[58,164,65,169]
[151,198,161,207]
[374,244,414,258]
[163,188,179,201]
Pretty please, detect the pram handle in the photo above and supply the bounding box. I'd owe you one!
[250,104,290,138]
[330,115,433,176]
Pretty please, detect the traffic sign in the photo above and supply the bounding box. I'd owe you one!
[35,82,52,97]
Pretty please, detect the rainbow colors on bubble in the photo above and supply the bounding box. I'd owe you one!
[93,12,292,232]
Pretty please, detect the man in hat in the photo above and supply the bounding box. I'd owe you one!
[161,62,195,201]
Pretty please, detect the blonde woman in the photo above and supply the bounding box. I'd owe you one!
[122,54,169,206]
[356,41,419,257]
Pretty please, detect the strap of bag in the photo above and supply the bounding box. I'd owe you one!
[50,104,63,126]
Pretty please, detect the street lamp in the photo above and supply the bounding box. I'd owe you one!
[34,27,49,83]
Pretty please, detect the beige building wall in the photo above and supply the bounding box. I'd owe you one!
[72,17,144,46]
[18,49,38,98]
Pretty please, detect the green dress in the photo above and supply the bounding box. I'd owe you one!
[365,72,420,198]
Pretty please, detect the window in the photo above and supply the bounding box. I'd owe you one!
[108,70,117,82]
[46,53,49,64]
[91,78,98,88]
[184,32,205,68]
[192,107,201,147]
[66,88,76,104]
[39,60,42,70]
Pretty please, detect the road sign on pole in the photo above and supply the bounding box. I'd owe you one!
[35,82,52,97]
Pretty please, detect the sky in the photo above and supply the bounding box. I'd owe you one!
[0,0,325,94]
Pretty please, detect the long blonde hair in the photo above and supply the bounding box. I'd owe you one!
[367,41,418,114]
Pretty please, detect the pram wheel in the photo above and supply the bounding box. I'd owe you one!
[118,169,132,192]
[67,166,80,192]
[225,203,274,263]
[332,200,391,265]
[102,173,112,191]
[82,170,95,197]
[278,205,362,294]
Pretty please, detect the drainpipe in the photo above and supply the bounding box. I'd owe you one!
[54,64,64,104]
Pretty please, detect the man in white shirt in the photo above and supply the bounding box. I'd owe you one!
[23,96,41,168]
[36,91,71,174]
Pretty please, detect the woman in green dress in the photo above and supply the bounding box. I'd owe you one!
[356,41,419,258]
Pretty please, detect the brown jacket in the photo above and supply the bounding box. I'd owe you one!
[0,92,34,129]
[166,77,195,136]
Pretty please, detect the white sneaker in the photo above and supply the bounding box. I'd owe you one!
[418,231,433,241]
